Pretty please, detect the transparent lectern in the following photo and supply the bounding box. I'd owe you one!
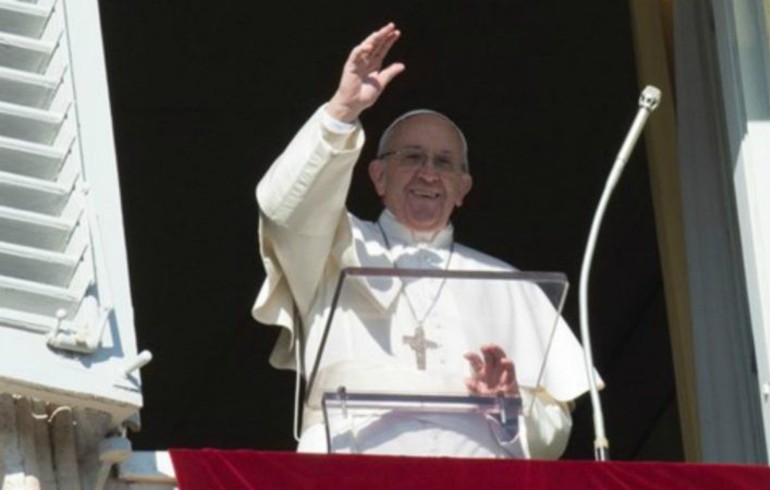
[305,267,569,458]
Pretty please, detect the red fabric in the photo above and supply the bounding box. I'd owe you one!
[170,449,770,490]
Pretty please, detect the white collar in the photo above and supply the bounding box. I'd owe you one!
[352,211,454,314]
[378,209,454,249]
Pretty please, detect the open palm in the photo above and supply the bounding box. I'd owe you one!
[327,23,405,122]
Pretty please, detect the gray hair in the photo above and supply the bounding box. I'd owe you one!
[377,109,469,172]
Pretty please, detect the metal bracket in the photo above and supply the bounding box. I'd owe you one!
[47,298,113,354]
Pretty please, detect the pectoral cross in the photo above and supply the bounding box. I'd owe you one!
[403,325,438,370]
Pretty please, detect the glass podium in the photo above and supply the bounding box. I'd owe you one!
[304,267,569,457]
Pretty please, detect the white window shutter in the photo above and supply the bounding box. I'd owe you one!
[0,0,143,427]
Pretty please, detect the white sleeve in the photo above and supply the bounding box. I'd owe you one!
[519,388,572,459]
[257,104,362,232]
[486,388,572,460]
[253,104,364,333]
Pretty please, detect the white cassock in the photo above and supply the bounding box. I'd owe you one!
[253,105,602,459]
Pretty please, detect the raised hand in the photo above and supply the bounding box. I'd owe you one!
[326,23,405,122]
[464,344,519,396]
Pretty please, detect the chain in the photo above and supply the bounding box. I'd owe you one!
[376,221,454,327]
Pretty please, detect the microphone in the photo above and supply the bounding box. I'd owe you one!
[578,85,662,462]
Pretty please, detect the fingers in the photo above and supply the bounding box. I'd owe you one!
[481,344,504,378]
[464,351,483,394]
[351,23,401,69]
[348,43,373,64]
[364,23,398,56]
[331,23,402,121]
[467,345,518,396]
[481,344,506,362]
[464,351,484,376]
[499,358,519,396]
[371,27,400,62]
[377,62,406,87]
[465,377,481,394]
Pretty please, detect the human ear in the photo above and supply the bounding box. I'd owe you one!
[368,160,387,197]
[455,174,473,207]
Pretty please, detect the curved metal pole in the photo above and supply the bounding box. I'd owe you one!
[579,86,661,461]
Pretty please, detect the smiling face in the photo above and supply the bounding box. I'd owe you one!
[368,114,473,233]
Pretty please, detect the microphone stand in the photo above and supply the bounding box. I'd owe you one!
[579,86,662,461]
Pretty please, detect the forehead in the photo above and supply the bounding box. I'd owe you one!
[386,114,464,153]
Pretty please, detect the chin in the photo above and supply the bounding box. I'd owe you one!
[404,217,445,233]
[390,205,449,233]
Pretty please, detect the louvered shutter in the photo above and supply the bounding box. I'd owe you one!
[0,0,142,425]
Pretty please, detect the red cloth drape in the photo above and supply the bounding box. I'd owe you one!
[170,449,770,490]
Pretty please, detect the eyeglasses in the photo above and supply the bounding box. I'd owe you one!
[377,148,466,174]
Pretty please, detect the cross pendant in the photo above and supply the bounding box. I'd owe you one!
[403,325,438,370]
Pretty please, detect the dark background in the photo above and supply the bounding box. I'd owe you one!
[98,0,682,460]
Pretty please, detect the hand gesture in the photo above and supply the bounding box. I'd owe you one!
[326,23,405,122]
[464,344,519,396]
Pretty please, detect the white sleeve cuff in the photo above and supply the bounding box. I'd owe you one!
[320,105,358,134]
[485,413,525,458]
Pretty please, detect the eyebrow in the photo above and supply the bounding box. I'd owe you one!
[398,144,457,156]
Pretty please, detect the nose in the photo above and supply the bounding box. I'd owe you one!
[415,160,440,181]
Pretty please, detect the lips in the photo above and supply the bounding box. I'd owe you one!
[409,189,441,199]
